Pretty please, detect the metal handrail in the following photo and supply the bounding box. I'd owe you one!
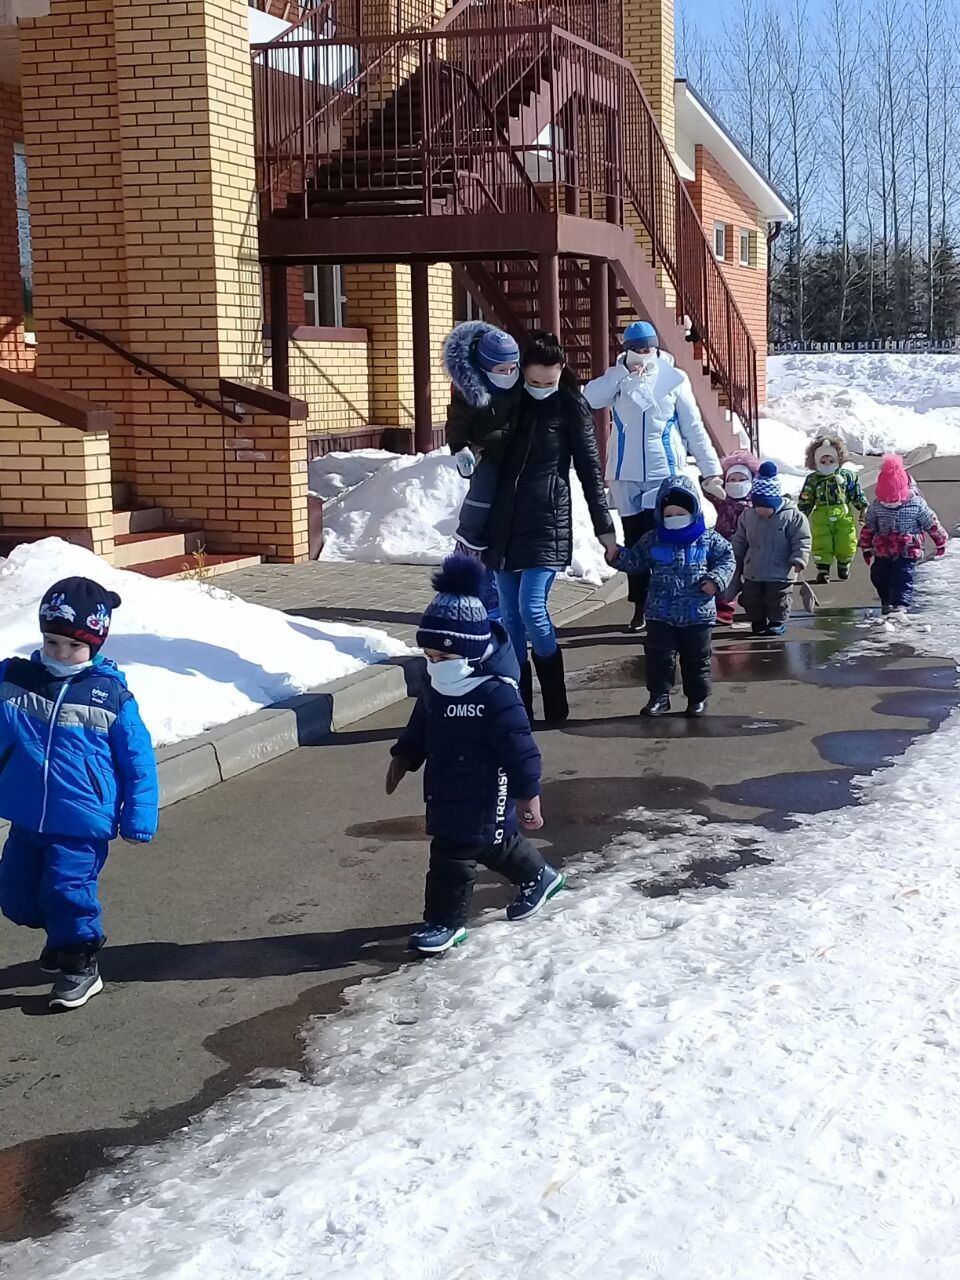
[60,319,245,424]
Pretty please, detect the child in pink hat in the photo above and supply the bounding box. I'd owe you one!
[705,450,760,625]
[860,455,948,614]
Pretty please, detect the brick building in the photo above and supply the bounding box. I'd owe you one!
[674,79,792,403]
[0,0,789,574]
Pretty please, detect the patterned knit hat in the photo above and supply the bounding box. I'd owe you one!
[475,328,520,372]
[752,461,784,511]
[417,556,492,659]
[875,454,911,504]
[39,577,122,653]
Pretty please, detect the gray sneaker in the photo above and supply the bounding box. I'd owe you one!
[49,957,103,1011]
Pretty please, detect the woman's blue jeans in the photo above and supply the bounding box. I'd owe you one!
[494,568,558,663]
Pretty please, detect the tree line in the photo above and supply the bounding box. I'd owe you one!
[678,0,960,344]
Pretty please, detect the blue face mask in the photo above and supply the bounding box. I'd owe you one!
[41,653,93,679]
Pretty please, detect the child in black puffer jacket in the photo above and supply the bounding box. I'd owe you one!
[386,556,564,954]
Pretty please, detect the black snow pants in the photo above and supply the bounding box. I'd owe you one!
[426,831,545,928]
[740,579,793,629]
[643,619,712,702]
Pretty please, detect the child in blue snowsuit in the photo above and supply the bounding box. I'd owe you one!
[385,555,564,955]
[0,577,158,1010]
[614,474,735,718]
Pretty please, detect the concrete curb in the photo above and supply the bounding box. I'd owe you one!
[152,573,627,812]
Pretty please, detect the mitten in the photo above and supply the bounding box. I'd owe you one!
[455,447,477,479]
[936,545,947,558]
[862,551,873,567]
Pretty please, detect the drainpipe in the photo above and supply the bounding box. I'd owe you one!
[767,220,784,250]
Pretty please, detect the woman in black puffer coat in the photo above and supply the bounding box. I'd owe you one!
[484,332,616,723]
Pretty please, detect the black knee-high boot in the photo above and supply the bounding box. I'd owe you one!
[518,661,534,725]
[532,648,569,725]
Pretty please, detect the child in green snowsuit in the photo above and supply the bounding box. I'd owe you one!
[798,435,867,585]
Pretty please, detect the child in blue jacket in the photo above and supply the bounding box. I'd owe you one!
[0,577,158,1010]
[385,556,564,954]
[614,474,735,718]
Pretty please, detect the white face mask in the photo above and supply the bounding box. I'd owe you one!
[426,656,477,694]
[41,654,93,678]
[816,458,840,475]
[625,351,658,375]
[663,513,693,530]
[725,478,752,500]
[487,368,519,391]
[525,383,559,401]
[879,499,902,509]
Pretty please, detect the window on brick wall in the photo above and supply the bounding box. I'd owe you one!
[304,265,345,327]
[714,222,727,261]
[14,143,32,342]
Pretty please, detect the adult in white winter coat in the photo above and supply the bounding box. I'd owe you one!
[584,320,723,632]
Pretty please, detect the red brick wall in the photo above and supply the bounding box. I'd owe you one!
[687,145,768,402]
[0,84,33,373]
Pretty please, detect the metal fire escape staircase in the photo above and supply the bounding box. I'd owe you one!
[252,0,759,453]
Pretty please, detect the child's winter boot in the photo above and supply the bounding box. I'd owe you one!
[685,699,708,718]
[518,661,534,725]
[409,923,468,955]
[506,865,565,921]
[50,942,104,1011]
[640,693,671,717]
[837,562,851,580]
[815,565,830,585]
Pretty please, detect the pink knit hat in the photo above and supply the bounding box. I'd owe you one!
[720,450,761,478]
[875,454,911,504]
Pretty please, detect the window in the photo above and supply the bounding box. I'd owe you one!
[714,222,727,261]
[303,264,344,328]
[739,230,753,267]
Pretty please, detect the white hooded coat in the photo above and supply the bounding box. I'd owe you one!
[583,353,721,514]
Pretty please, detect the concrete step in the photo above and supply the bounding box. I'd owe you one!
[113,528,202,568]
[125,552,263,581]
[113,507,165,537]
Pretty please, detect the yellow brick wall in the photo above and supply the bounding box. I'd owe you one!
[20,0,307,563]
[624,0,676,150]
[0,406,114,557]
[285,339,372,433]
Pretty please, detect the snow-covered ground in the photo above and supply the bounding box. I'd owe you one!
[5,553,960,1280]
[0,541,408,747]
[315,448,627,585]
[767,352,960,457]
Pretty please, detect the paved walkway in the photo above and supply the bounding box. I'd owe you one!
[223,560,602,644]
[1,457,958,1243]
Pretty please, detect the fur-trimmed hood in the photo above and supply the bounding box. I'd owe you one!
[443,321,516,410]
[804,434,850,471]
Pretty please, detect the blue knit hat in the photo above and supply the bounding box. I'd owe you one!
[39,576,121,653]
[475,328,520,372]
[417,555,492,659]
[623,320,658,349]
[752,461,784,511]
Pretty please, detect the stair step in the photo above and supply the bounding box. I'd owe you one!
[112,507,165,537]
[113,528,202,568]
[126,552,263,581]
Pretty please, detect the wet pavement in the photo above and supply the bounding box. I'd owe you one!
[2,460,960,1244]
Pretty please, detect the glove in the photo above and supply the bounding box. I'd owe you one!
[455,448,477,479]
[862,551,873,567]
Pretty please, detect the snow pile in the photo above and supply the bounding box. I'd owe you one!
[7,555,960,1279]
[0,541,408,747]
[319,448,622,586]
[307,449,396,502]
[754,413,809,496]
[767,352,960,456]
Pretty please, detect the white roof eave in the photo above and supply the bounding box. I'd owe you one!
[675,81,794,224]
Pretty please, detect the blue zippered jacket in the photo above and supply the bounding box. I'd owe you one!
[392,623,541,845]
[0,653,159,841]
[614,474,736,626]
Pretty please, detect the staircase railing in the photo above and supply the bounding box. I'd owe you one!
[545,29,758,441]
